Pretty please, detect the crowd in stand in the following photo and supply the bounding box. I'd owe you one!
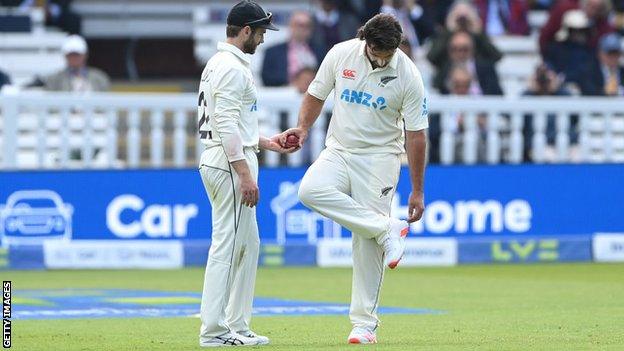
[256,0,622,163]
[261,0,623,97]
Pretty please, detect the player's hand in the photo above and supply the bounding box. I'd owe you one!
[239,175,259,207]
[407,191,425,223]
[280,127,308,148]
[266,133,299,153]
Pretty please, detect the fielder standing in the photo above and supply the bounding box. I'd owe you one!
[283,14,428,344]
[197,1,291,347]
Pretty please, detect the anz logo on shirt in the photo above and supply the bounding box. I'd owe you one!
[340,89,387,110]
[250,100,257,112]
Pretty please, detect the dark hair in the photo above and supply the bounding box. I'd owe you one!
[226,25,243,38]
[226,24,260,38]
[357,14,403,52]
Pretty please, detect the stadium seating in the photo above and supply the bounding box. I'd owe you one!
[0,7,66,86]
[72,0,301,38]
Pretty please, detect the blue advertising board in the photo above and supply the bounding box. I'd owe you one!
[1,164,623,246]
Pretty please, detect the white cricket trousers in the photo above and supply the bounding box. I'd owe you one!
[298,147,401,331]
[198,146,260,339]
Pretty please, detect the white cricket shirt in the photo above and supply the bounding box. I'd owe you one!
[198,42,259,161]
[307,39,429,154]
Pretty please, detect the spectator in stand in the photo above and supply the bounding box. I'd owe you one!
[311,0,361,55]
[380,0,435,52]
[433,31,503,95]
[42,35,110,92]
[544,10,600,91]
[0,0,81,34]
[473,0,530,36]
[261,11,323,87]
[428,65,489,163]
[579,33,624,95]
[427,0,502,70]
[0,70,11,90]
[539,0,614,57]
[522,63,576,162]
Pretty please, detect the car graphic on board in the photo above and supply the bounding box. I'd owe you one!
[0,190,73,246]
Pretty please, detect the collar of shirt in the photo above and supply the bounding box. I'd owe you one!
[357,40,399,71]
[217,42,251,66]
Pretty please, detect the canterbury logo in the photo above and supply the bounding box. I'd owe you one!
[379,76,397,87]
[342,69,356,79]
[380,186,393,197]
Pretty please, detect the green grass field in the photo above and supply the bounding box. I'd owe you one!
[6,263,624,350]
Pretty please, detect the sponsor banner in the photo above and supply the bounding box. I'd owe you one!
[1,165,623,244]
[592,233,624,262]
[182,242,317,267]
[6,245,45,270]
[458,236,592,264]
[317,238,457,267]
[43,240,184,269]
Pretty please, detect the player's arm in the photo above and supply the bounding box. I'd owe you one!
[405,130,427,223]
[286,93,325,147]
[281,46,337,147]
[402,71,429,223]
[212,68,258,207]
[258,135,298,153]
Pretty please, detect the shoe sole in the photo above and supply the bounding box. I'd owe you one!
[388,227,409,269]
[348,337,377,344]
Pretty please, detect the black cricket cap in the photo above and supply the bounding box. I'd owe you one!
[227,1,279,31]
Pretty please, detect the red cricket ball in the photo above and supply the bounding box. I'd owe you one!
[285,134,299,148]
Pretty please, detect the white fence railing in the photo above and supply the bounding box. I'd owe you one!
[0,91,623,169]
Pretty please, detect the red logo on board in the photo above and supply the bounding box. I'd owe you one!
[342,69,356,79]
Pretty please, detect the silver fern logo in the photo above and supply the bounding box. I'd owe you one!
[379,76,397,87]
[380,186,393,197]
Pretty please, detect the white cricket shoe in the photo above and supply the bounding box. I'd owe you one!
[380,218,409,269]
[348,327,377,344]
[199,331,261,347]
[236,330,269,345]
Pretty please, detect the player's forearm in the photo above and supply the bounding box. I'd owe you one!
[258,136,271,150]
[230,159,253,180]
[405,130,427,193]
[297,93,325,131]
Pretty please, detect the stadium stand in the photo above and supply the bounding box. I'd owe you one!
[71,0,300,38]
[1,0,623,169]
[0,7,67,86]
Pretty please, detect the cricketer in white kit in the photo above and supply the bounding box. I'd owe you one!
[282,14,429,344]
[196,1,293,348]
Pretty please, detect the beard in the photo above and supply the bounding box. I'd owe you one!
[243,36,258,54]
